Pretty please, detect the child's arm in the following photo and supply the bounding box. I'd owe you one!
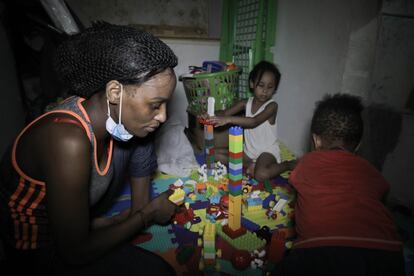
[222,100,247,116]
[209,102,278,128]
[199,100,246,119]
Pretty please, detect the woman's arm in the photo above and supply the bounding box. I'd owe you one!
[90,176,150,229]
[43,125,174,265]
[130,175,151,212]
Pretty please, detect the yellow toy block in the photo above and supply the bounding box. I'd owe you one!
[229,135,243,143]
[168,188,185,205]
[247,205,262,212]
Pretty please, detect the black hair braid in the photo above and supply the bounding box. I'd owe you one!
[54,22,177,98]
[311,94,364,146]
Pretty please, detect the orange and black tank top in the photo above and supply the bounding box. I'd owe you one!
[0,96,113,250]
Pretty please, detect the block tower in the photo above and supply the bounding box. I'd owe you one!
[222,126,246,238]
[204,97,216,182]
[198,221,221,270]
[204,124,215,182]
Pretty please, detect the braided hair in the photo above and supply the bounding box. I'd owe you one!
[54,22,178,98]
[311,94,364,148]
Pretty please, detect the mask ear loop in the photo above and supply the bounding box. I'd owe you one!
[107,99,111,117]
[118,84,123,124]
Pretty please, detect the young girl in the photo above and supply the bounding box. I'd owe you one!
[206,60,295,182]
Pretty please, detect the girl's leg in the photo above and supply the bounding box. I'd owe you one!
[243,153,254,177]
[215,148,229,165]
[254,153,296,182]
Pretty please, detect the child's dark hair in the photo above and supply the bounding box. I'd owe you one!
[311,93,364,149]
[54,22,177,98]
[248,60,281,92]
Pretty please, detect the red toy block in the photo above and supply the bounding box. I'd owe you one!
[267,230,285,264]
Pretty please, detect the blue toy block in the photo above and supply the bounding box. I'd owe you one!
[229,162,243,171]
[241,217,260,231]
[228,167,243,176]
[229,126,243,135]
[246,197,262,206]
[228,183,242,194]
[263,194,276,209]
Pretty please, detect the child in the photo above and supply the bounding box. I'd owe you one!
[206,60,295,182]
[274,94,404,275]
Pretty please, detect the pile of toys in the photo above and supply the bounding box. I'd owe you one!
[164,97,296,273]
[167,158,296,273]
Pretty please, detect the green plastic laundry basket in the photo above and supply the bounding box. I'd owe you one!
[180,69,241,114]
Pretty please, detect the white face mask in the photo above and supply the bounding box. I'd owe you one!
[105,84,133,142]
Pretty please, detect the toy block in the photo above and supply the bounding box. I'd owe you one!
[229,189,242,197]
[228,184,242,195]
[229,162,243,171]
[207,97,215,116]
[274,199,288,212]
[228,214,241,230]
[241,217,260,231]
[229,173,243,182]
[205,124,214,132]
[268,230,285,264]
[247,205,262,212]
[229,134,243,143]
[197,182,206,192]
[229,202,241,216]
[228,179,242,186]
[228,167,243,176]
[168,188,185,205]
[229,151,243,159]
[228,157,243,164]
[246,197,262,207]
[230,194,242,204]
[229,142,243,153]
[204,139,214,148]
[204,131,214,141]
[229,126,243,136]
[222,224,246,239]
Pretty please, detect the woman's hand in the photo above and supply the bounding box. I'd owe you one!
[91,209,131,230]
[142,190,176,225]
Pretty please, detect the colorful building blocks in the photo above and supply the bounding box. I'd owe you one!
[198,221,222,271]
[223,126,247,239]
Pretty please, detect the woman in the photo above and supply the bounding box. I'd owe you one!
[0,22,178,275]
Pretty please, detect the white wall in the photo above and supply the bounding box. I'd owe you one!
[273,0,414,209]
[162,38,220,126]
[274,0,380,156]
[374,2,414,210]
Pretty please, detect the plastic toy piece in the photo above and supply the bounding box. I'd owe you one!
[168,188,185,205]
[224,126,246,239]
[207,96,215,116]
[198,222,221,271]
[267,230,286,264]
[231,250,251,270]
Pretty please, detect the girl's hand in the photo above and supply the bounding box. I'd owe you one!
[208,116,230,127]
[197,112,210,121]
[142,190,176,225]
